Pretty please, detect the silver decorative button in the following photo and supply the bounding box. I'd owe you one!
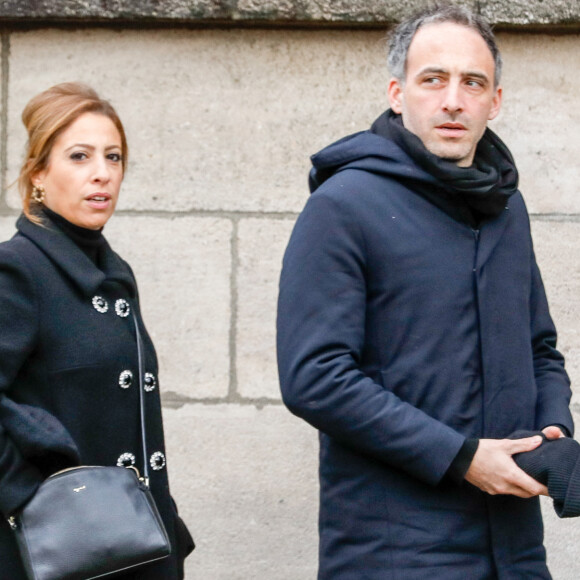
[150,451,166,471]
[115,299,130,318]
[144,373,157,392]
[118,370,133,389]
[92,295,108,313]
[117,452,136,467]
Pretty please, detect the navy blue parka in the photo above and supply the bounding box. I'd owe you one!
[277,113,573,579]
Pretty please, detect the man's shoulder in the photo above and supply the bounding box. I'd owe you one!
[506,191,530,221]
[310,165,410,206]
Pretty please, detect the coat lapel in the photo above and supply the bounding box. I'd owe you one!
[16,215,136,297]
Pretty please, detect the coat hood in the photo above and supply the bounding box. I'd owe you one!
[309,129,435,193]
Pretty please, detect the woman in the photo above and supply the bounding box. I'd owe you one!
[0,82,194,579]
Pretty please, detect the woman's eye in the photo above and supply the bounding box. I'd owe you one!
[70,152,87,161]
[107,153,122,162]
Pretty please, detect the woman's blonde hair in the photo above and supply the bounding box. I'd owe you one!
[18,82,128,222]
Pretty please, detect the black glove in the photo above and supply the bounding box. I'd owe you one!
[510,430,580,518]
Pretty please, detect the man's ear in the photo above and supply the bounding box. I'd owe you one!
[488,85,503,121]
[388,78,404,114]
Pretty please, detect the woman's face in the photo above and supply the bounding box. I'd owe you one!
[33,112,124,230]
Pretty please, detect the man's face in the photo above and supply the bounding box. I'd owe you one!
[388,22,502,167]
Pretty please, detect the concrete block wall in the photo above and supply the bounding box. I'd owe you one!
[1,23,580,579]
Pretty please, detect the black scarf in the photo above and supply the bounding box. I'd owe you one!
[371,110,519,227]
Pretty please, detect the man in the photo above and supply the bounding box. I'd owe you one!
[276,5,573,579]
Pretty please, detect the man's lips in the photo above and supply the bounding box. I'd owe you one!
[435,123,467,137]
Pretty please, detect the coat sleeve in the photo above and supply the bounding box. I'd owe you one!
[277,192,465,486]
[529,253,574,435]
[0,243,44,516]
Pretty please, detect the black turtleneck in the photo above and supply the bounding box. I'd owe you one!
[42,207,106,266]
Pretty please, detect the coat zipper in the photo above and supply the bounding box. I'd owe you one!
[471,228,485,436]
[472,228,480,267]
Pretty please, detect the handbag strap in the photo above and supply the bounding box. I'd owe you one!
[132,311,150,487]
[7,308,152,530]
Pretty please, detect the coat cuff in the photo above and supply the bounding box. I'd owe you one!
[446,438,479,484]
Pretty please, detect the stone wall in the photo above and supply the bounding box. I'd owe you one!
[1,0,580,26]
[1,4,580,579]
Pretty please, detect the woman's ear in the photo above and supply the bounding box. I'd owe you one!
[30,164,46,188]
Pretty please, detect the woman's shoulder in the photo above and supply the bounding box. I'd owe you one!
[0,233,44,304]
[0,232,41,266]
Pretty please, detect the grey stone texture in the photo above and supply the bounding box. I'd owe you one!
[493,34,580,214]
[532,222,580,418]
[164,404,318,579]
[2,16,580,580]
[534,220,580,578]
[5,28,388,214]
[543,494,580,580]
[480,0,580,26]
[236,217,295,400]
[105,216,232,400]
[1,0,580,26]
[0,216,16,242]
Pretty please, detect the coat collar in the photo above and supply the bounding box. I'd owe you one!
[16,214,136,298]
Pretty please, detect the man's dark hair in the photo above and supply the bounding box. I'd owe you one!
[387,4,502,87]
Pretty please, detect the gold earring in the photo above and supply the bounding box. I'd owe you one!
[31,184,45,204]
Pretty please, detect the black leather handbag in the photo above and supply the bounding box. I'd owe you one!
[7,311,171,580]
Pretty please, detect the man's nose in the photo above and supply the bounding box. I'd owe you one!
[442,82,464,114]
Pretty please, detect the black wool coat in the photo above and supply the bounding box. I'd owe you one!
[277,124,574,579]
[0,215,193,580]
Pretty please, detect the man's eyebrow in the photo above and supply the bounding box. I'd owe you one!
[415,67,490,84]
[462,71,490,83]
[415,66,448,77]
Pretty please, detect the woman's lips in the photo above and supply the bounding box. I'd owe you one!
[85,193,111,209]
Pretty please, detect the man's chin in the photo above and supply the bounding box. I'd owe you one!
[442,154,472,167]
[426,143,473,167]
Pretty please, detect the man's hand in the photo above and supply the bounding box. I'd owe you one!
[542,425,565,440]
[465,436,548,498]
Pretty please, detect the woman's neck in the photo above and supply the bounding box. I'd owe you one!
[42,207,105,264]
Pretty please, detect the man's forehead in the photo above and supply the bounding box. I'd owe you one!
[409,21,491,52]
[406,22,496,74]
